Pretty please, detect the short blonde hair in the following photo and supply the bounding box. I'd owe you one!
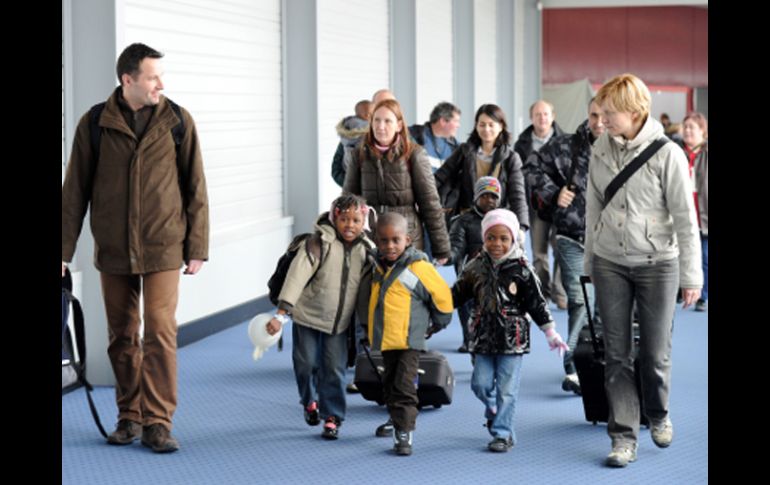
[596,73,651,119]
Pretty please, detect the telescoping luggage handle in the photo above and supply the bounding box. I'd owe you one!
[579,275,602,358]
[361,342,385,386]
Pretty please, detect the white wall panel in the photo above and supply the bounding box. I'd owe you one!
[123,0,284,246]
[317,0,390,209]
[474,0,497,105]
[415,0,454,124]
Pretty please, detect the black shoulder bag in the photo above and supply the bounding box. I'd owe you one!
[602,137,668,210]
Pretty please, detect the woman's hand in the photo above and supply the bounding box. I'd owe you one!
[681,288,701,309]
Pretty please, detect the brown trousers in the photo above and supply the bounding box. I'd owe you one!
[382,349,420,432]
[100,270,180,429]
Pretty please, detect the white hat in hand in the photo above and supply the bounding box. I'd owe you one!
[247,313,283,360]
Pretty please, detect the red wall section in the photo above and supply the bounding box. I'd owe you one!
[543,6,708,87]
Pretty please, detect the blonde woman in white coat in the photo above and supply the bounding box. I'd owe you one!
[583,74,702,468]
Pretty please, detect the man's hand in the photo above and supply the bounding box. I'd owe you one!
[184,259,205,275]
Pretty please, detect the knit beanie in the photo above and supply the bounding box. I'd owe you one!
[481,208,519,241]
[474,176,502,202]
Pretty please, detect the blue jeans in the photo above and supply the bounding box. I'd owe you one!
[592,255,678,446]
[471,354,523,443]
[291,322,349,421]
[555,236,595,375]
[701,234,708,301]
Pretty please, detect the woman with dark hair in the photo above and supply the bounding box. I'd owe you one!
[343,99,450,263]
[434,104,529,240]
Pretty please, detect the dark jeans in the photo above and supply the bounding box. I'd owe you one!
[382,349,420,432]
[458,300,473,347]
[592,255,678,446]
[292,323,349,421]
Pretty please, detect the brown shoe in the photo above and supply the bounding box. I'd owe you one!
[106,419,142,445]
[141,423,180,453]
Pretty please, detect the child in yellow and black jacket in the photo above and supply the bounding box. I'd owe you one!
[358,212,453,456]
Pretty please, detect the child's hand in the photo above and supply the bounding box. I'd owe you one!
[425,324,442,340]
[545,328,569,357]
[266,317,283,336]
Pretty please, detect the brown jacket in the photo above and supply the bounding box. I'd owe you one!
[343,143,450,258]
[62,89,209,274]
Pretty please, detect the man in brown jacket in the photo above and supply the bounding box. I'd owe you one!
[61,43,209,453]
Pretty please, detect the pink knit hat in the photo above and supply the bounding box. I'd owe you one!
[481,208,519,241]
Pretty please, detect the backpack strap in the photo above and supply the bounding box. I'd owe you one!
[602,137,668,210]
[62,267,108,438]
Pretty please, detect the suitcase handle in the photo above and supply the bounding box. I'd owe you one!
[579,275,602,358]
[362,343,385,386]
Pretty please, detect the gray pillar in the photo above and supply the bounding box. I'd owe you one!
[453,0,475,126]
[283,0,320,235]
[66,0,119,385]
[497,0,514,126]
[390,0,417,123]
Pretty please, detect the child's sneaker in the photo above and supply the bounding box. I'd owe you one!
[304,401,320,426]
[375,418,394,437]
[561,373,582,395]
[393,429,413,456]
[321,416,341,440]
[487,436,513,452]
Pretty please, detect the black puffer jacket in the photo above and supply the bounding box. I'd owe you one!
[513,121,565,165]
[452,252,554,355]
[526,119,594,242]
[448,206,485,274]
[434,142,529,229]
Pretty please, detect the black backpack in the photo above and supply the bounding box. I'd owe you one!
[88,98,185,161]
[267,232,325,307]
[62,267,108,438]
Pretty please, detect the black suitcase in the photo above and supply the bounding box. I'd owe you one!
[574,276,648,426]
[354,347,454,409]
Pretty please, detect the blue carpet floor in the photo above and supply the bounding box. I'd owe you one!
[62,266,708,484]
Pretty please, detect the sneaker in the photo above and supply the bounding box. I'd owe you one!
[651,418,673,448]
[106,419,141,445]
[393,429,413,456]
[694,299,707,312]
[322,416,341,440]
[304,401,320,426]
[346,382,360,394]
[606,443,637,467]
[561,373,582,395]
[140,423,180,453]
[487,436,513,452]
[376,418,394,437]
[457,343,469,353]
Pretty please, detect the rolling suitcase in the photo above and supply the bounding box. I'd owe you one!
[574,275,648,426]
[354,346,454,408]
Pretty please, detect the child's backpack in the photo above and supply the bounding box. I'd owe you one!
[62,267,108,437]
[267,232,325,306]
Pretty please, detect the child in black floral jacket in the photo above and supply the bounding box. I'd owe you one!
[451,208,568,452]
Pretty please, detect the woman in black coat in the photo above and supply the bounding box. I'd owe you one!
[434,104,530,235]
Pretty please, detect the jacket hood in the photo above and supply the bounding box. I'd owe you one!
[595,115,665,155]
[377,245,428,270]
[336,116,369,139]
